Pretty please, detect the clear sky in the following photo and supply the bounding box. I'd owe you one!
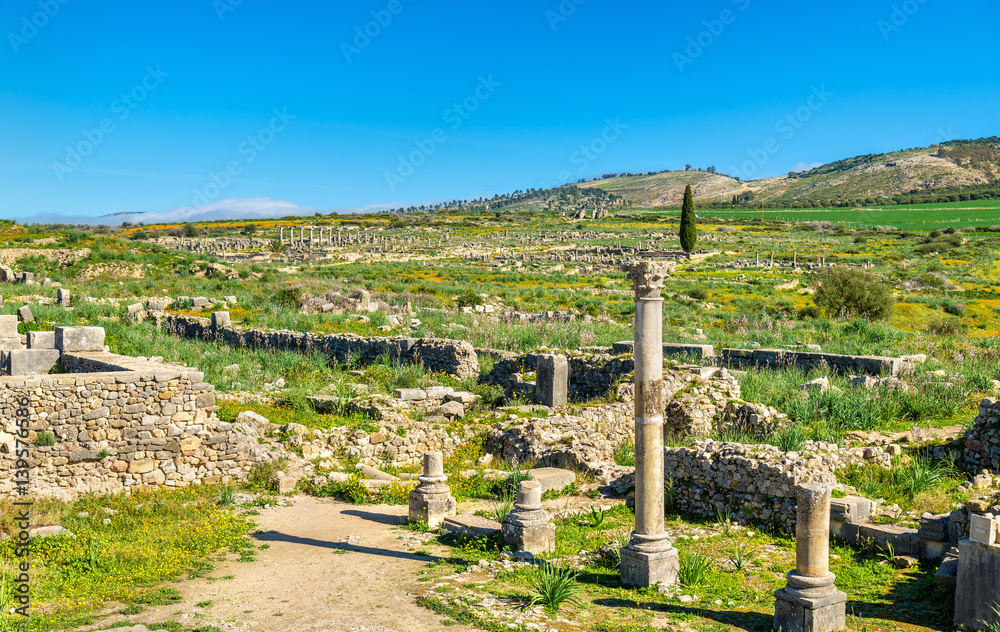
[1,0,998,221]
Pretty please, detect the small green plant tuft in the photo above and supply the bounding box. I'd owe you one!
[527,564,583,615]
[679,550,713,587]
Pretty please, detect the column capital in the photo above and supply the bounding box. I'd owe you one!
[623,261,670,298]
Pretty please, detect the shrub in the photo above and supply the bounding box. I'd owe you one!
[35,431,56,447]
[679,550,713,587]
[813,266,893,321]
[797,305,821,320]
[686,287,709,301]
[927,315,967,336]
[527,565,583,614]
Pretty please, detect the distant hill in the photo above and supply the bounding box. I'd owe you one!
[576,137,1000,208]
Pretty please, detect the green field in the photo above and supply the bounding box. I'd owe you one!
[637,200,1000,230]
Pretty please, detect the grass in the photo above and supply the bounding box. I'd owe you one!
[0,487,253,631]
[417,497,954,632]
[526,564,584,614]
[836,453,966,511]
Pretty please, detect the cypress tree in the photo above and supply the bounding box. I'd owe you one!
[679,184,697,253]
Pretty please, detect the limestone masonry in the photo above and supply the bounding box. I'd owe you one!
[0,327,272,500]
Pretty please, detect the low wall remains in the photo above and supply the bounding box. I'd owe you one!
[965,398,1000,474]
[0,349,271,500]
[161,314,479,379]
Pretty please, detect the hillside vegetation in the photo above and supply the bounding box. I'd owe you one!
[578,137,1000,208]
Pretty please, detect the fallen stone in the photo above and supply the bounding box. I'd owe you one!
[527,467,576,494]
[443,514,501,538]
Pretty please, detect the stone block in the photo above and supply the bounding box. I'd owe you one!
[2,349,60,375]
[146,298,170,312]
[128,458,156,474]
[211,311,231,328]
[955,539,1000,629]
[773,590,847,632]
[192,297,211,308]
[527,467,575,494]
[0,315,17,338]
[442,515,501,538]
[27,331,56,349]
[830,496,873,525]
[395,388,427,401]
[662,343,716,359]
[620,546,679,587]
[970,514,997,545]
[57,288,71,306]
[276,475,297,494]
[17,305,33,323]
[0,337,22,351]
[535,354,568,408]
[55,326,106,352]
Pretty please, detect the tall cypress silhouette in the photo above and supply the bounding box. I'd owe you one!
[679,184,697,254]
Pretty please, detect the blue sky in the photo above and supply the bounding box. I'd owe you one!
[1,0,998,222]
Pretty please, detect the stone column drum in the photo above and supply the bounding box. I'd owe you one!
[502,481,555,554]
[774,483,846,632]
[408,452,456,528]
[619,261,679,587]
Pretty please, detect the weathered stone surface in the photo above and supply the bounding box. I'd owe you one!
[443,515,501,538]
[27,330,56,349]
[954,538,1000,630]
[2,349,60,375]
[55,326,106,352]
[17,305,33,323]
[526,467,575,494]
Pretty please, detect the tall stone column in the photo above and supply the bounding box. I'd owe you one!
[774,483,846,632]
[279,227,285,244]
[620,261,678,588]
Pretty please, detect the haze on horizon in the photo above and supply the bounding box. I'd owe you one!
[1,0,998,223]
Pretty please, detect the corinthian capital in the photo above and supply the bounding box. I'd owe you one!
[623,261,670,298]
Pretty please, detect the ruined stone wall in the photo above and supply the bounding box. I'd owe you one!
[720,348,902,376]
[484,352,635,401]
[965,398,1000,473]
[0,352,271,500]
[162,314,479,379]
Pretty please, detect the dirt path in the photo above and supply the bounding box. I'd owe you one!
[96,496,478,632]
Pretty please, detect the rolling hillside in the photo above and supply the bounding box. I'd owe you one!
[577,138,1000,207]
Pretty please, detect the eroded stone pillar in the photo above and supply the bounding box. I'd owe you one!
[774,483,846,632]
[408,452,456,528]
[502,480,555,555]
[620,261,678,588]
[535,354,568,408]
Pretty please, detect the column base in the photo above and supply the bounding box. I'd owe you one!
[502,521,555,555]
[774,587,847,632]
[408,491,456,528]
[619,546,679,588]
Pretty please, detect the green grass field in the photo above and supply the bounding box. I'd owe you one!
[636,201,1000,230]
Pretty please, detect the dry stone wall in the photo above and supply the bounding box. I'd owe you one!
[162,314,479,379]
[0,352,272,500]
[965,398,1000,473]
